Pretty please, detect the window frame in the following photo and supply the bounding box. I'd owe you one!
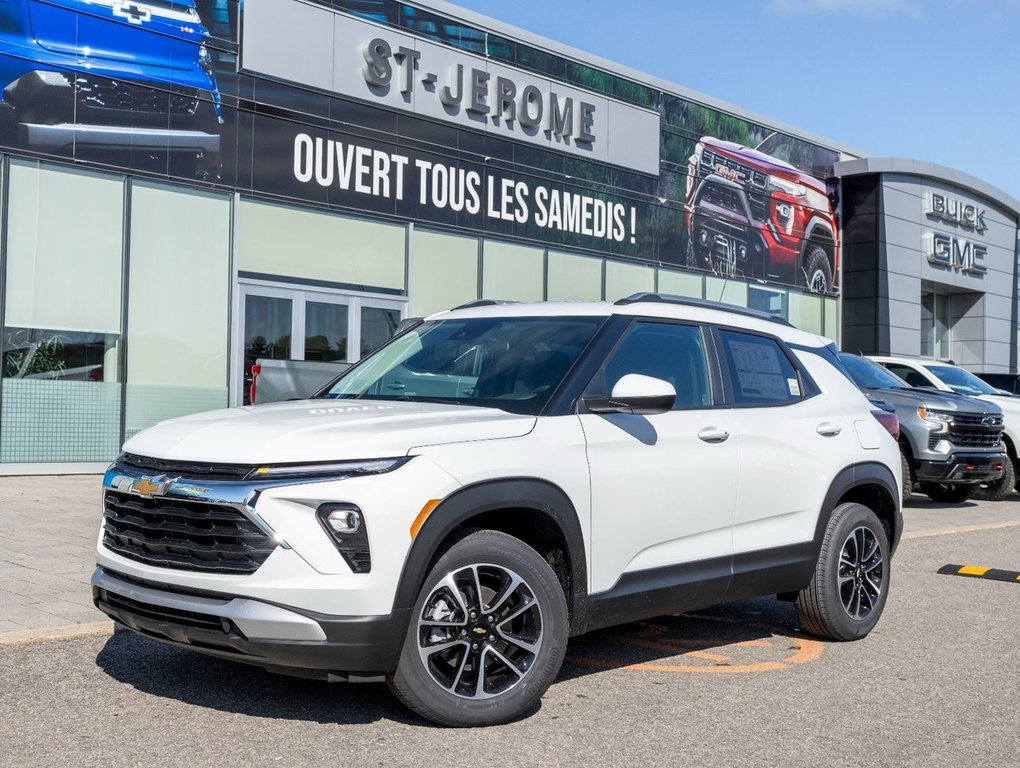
[711,324,819,409]
[578,316,724,413]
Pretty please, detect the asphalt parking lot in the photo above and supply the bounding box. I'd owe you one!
[1,478,1019,767]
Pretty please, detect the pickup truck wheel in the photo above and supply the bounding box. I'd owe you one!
[795,502,890,641]
[389,530,567,727]
[802,244,833,294]
[900,450,914,505]
[973,457,1016,501]
[919,482,973,503]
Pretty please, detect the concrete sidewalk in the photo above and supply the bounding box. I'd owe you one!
[0,476,107,634]
[3,474,1020,643]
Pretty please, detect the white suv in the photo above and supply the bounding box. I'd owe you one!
[869,356,1019,499]
[93,295,902,727]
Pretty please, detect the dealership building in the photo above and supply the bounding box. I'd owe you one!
[0,0,1017,471]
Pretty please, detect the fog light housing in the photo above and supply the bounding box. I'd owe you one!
[316,503,371,573]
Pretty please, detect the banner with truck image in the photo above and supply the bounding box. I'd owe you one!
[0,0,843,295]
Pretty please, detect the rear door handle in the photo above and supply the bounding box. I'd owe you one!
[698,427,730,444]
[816,422,842,437]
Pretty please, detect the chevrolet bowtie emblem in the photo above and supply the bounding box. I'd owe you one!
[131,475,169,498]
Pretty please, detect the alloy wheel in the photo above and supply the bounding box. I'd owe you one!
[416,564,543,699]
[837,526,884,620]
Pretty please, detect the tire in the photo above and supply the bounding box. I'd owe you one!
[388,530,568,727]
[899,449,914,505]
[972,457,1016,501]
[801,244,834,294]
[919,482,974,503]
[795,502,890,641]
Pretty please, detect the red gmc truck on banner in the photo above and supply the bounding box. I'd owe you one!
[684,133,840,294]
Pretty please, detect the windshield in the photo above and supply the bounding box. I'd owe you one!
[320,316,604,415]
[924,364,999,396]
[837,353,909,390]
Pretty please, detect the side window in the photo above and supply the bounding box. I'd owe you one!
[886,363,928,388]
[718,329,801,406]
[603,322,711,409]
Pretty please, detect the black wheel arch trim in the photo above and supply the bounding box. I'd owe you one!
[798,217,836,266]
[391,477,590,633]
[816,461,902,554]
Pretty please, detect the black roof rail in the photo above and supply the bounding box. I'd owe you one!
[449,299,521,311]
[614,292,794,327]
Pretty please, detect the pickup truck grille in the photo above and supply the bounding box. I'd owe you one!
[76,77,200,116]
[698,149,769,222]
[102,491,276,574]
[927,413,1004,449]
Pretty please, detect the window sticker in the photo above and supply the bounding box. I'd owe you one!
[788,378,801,397]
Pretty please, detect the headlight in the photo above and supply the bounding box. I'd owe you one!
[768,175,806,197]
[917,407,952,434]
[247,457,409,481]
[198,45,214,78]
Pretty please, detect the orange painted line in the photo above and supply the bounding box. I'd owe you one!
[409,499,441,540]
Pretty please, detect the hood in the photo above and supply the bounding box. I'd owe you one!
[28,0,209,70]
[123,400,536,464]
[699,136,825,192]
[867,386,1002,415]
[976,393,1020,416]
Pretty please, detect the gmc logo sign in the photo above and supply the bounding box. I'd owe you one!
[927,232,987,275]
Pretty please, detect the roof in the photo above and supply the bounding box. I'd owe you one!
[427,295,833,348]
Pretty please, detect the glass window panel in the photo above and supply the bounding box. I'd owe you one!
[748,286,788,321]
[238,199,405,291]
[705,276,749,307]
[718,330,801,406]
[410,229,478,316]
[361,306,400,357]
[1,160,124,463]
[823,297,839,342]
[305,301,349,362]
[482,240,544,302]
[788,291,823,334]
[243,295,292,404]
[656,268,702,299]
[602,322,711,409]
[605,260,654,301]
[547,251,602,301]
[125,182,230,437]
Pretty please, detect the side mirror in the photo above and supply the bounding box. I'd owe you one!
[585,373,676,415]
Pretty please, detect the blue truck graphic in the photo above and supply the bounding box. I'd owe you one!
[0,0,222,176]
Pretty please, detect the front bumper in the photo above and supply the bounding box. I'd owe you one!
[914,453,1006,483]
[20,123,219,153]
[93,567,408,678]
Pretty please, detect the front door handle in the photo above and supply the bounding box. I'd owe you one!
[698,427,730,444]
[816,422,842,437]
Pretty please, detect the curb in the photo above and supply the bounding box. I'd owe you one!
[0,621,114,648]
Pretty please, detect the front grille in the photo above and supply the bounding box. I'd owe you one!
[948,428,1003,448]
[120,453,255,481]
[701,149,769,189]
[699,150,768,221]
[953,413,1004,428]
[102,491,276,574]
[75,76,200,116]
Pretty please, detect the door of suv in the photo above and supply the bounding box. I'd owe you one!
[714,328,854,559]
[580,319,737,594]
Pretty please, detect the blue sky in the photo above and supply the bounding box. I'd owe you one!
[452,0,1020,201]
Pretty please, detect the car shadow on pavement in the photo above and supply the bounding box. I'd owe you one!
[94,631,418,726]
[559,597,819,681]
[94,597,815,724]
